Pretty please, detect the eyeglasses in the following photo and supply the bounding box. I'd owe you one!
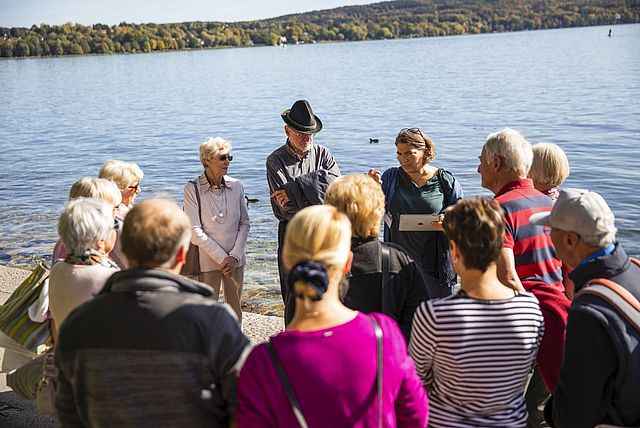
[127,184,140,191]
[218,154,233,161]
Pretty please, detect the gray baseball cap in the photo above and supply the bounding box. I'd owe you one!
[529,188,616,238]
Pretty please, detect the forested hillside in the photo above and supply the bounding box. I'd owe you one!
[1,0,637,58]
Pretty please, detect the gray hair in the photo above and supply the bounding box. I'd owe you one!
[68,177,122,207]
[483,128,533,177]
[580,231,616,248]
[58,198,114,255]
[199,137,232,168]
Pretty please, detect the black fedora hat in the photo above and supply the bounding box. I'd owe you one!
[281,100,323,134]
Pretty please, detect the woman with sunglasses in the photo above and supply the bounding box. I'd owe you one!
[369,128,463,298]
[183,137,250,322]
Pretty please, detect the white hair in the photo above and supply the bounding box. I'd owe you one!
[58,198,114,255]
[581,231,616,248]
[483,128,533,177]
[199,137,232,168]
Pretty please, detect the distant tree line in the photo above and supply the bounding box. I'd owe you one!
[1,0,637,58]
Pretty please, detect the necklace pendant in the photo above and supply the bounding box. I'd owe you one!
[219,212,225,218]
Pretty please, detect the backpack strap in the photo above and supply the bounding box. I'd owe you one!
[436,168,453,208]
[576,277,640,332]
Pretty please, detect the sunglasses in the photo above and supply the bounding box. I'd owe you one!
[399,127,429,147]
[127,184,140,191]
[218,154,234,161]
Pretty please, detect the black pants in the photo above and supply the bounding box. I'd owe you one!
[277,220,296,323]
[526,366,550,428]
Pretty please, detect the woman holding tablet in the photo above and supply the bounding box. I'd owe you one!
[369,128,463,298]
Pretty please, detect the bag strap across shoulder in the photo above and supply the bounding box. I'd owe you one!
[381,244,390,314]
[576,274,640,333]
[191,180,203,225]
[266,315,384,428]
[266,341,309,428]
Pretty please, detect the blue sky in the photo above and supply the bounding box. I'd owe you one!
[0,0,375,28]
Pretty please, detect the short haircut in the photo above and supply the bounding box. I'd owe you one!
[121,198,191,268]
[442,198,505,272]
[483,128,533,177]
[284,205,351,282]
[98,159,144,191]
[58,198,114,255]
[324,174,385,238]
[395,128,436,166]
[68,177,122,207]
[199,137,232,168]
[529,143,570,187]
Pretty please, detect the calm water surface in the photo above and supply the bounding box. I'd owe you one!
[1,24,639,309]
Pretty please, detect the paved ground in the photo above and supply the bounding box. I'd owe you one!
[0,264,284,427]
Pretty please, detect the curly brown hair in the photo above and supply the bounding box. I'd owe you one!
[442,198,505,272]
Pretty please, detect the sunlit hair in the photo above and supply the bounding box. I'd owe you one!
[199,137,232,168]
[395,128,436,166]
[324,174,385,238]
[121,198,191,268]
[68,177,122,207]
[443,198,505,273]
[529,142,570,187]
[98,159,144,190]
[284,205,352,300]
[482,128,533,177]
[58,198,114,255]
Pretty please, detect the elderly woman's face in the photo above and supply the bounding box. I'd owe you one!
[396,143,425,174]
[122,181,141,207]
[205,149,232,177]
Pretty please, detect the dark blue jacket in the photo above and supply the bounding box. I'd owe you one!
[546,243,640,427]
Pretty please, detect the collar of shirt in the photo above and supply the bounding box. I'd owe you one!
[285,139,310,161]
[495,178,535,198]
[198,174,232,192]
[576,242,616,269]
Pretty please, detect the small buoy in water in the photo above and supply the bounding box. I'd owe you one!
[245,196,259,207]
[369,138,379,144]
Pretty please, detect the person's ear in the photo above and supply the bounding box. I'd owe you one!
[343,251,353,275]
[174,244,187,265]
[492,155,503,171]
[565,231,580,249]
[284,126,293,138]
[449,240,462,264]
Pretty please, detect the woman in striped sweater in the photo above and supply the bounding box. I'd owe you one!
[409,198,545,427]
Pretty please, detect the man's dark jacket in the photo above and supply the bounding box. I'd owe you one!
[55,268,250,428]
[545,243,640,427]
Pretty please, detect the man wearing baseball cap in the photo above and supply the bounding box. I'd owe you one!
[266,100,340,322]
[530,188,640,427]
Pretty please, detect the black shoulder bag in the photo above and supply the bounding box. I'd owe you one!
[267,315,384,428]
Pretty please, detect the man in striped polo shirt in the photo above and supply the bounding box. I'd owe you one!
[478,128,571,427]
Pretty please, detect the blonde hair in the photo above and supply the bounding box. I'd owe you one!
[529,143,570,187]
[98,159,144,191]
[284,206,351,300]
[121,198,191,268]
[324,174,385,238]
[68,177,122,207]
[483,128,533,177]
[199,137,232,168]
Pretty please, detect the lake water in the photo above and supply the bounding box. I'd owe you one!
[1,24,639,311]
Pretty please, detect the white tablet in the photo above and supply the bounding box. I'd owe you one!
[398,214,441,232]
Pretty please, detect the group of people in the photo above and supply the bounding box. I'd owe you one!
[3,99,639,428]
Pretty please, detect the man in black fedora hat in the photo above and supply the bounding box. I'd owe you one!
[266,99,340,321]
